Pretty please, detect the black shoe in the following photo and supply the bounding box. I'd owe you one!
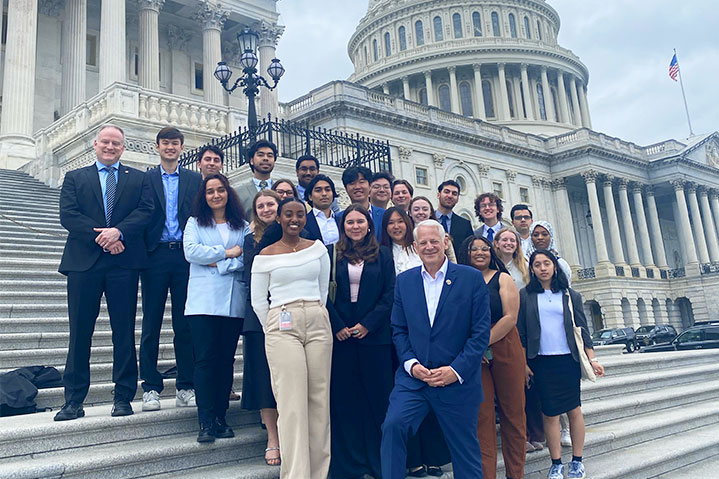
[197,425,216,443]
[110,400,133,417]
[214,418,235,438]
[426,466,443,477]
[54,403,85,421]
[407,466,427,477]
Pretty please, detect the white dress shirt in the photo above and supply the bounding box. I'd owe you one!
[313,208,340,245]
[252,177,273,191]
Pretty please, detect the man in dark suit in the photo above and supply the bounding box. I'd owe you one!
[235,140,278,218]
[339,166,385,241]
[140,127,202,412]
[435,179,474,248]
[55,125,154,421]
[303,174,339,245]
[381,219,490,478]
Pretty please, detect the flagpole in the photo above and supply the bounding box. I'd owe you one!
[674,48,695,136]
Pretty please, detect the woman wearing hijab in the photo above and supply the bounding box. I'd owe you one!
[524,221,572,285]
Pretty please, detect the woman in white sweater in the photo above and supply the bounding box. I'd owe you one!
[251,197,332,479]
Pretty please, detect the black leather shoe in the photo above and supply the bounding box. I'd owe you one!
[214,418,235,438]
[426,466,443,477]
[197,425,216,443]
[54,403,85,421]
[407,466,427,477]
[110,400,133,417]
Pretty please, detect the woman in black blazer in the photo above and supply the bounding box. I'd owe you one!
[517,250,605,479]
[329,203,395,479]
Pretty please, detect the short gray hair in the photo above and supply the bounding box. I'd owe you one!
[413,219,445,242]
[97,124,125,140]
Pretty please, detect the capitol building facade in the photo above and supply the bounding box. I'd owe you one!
[2,0,719,331]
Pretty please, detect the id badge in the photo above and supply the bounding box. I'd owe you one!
[279,308,292,331]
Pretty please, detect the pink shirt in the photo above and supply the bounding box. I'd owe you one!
[348,261,365,303]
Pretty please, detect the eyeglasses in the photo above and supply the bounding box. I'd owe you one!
[275,189,294,197]
[514,215,531,221]
[480,202,496,209]
[470,246,491,252]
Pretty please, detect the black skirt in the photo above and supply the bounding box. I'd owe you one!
[240,331,276,410]
[528,354,581,416]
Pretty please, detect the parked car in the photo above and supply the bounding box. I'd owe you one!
[641,323,719,352]
[591,327,637,352]
[635,324,677,347]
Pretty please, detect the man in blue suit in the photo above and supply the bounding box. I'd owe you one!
[381,219,491,479]
[338,166,385,241]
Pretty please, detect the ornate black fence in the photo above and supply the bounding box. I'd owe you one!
[178,115,392,174]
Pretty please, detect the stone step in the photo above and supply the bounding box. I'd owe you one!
[0,315,174,333]
[0,220,66,234]
[151,459,279,479]
[0,232,67,245]
[596,348,719,377]
[0,202,60,214]
[0,279,70,292]
[0,224,67,238]
[653,455,719,479]
[0,259,71,272]
[0,270,67,281]
[0,240,65,251]
[0,210,62,222]
[0,187,60,197]
[0,248,62,260]
[0,328,176,351]
[0,214,63,227]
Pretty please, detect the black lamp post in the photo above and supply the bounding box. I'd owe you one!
[214,26,285,131]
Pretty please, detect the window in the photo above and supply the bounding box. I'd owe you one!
[384,32,391,57]
[398,26,407,51]
[492,181,504,199]
[415,20,424,46]
[453,13,463,38]
[415,167,428,186]
[434,16,444,41]
[373,39,378,61]
[519,80,527,117]
[676,330,702,344]
[419,88,428,106]
[86,34,98,67]
[509,13,517,38]
[536,83,547,120]
[537,20,543,41]
[1,13,6,45]
[506,80,515,118]
[459,81,473,117]
[482,80,495,118]
[438,84,451,112]
[133,46,139,77]
[551,87,559,121]
[194,62,204,91]
[491,12,500,36]
[472,12,482,36]
[456,176,467,192]
[364,46,368,65]
[524,16,531,39]
[567,91,575,123]
[705,327,719,341]
[520,187,530,203]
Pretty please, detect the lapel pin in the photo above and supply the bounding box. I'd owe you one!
[445,279,452,285]
[124,169,129,174]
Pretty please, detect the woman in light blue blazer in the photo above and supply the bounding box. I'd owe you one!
[184,173,251,443]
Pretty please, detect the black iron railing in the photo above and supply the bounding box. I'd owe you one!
[178,115,392,174]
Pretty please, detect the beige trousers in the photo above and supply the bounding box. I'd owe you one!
[265,300,333,479]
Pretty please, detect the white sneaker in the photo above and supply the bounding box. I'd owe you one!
[561,428,572,447]
[142,390,161,411]
[176,389,196,407]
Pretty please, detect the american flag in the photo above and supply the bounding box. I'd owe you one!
[669,54,679,82]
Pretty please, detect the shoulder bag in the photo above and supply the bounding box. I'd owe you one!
[566,290,596,382]
[328,246,338,302]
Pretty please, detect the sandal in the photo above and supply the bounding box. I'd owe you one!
[265,447,281,466]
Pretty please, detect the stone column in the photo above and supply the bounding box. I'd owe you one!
[472,64,486,119]
[617,178,642,268]
[424,71,436,107]
[577,80,592,128]
[645,187,669,269]
[448,66,460,114]
[671,180,699,267]
[138,0,164,90]
[195,1,228,105]
[698,188,719,263]
[512,76,523,119]
[99,0,127,88]
[686,184,710,264]
[601,176,626,266]
[582,170,611,267]
[540,66,555,121]
[520,64,534,120]
[631,183,656,268]
[709,190,719,246]
[61,0,87,114]
[569,76,582,127]
[402,76,411,100]
[552,177,581,269]
[257,20,284,120]
[556,70,570,124]
[497,63,511,120]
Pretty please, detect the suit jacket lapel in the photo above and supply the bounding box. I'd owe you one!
[150,167,166,212]
[85,166,104,210]
[356,258,377,306]
[338,259,350,302]
[433,262,457,324]
[411,268,431,330]
[113,164,129,207]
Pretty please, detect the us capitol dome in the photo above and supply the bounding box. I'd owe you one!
[348,0,591,136]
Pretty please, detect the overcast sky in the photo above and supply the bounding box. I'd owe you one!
[274,1,718,146]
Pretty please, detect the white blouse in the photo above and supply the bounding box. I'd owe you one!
[392,242,423,275]
[537,290,571,355]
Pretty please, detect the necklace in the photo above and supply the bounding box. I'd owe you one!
[280,238,299,252]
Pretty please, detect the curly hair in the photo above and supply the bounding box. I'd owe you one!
[474,192,503,222]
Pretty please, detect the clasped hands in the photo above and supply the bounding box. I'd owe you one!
[336,323,369,341]
[94,227,124,254]
[411,363,457,388]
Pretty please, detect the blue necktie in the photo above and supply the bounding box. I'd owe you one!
[440,215,449,233]
[486,227,494,242]
[104,167,116,226]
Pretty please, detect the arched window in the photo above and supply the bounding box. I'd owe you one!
[363,46,368,65]
[506,80,516,118]
[509,13,517,38]
[482,80,495,118]
[456,176,467,192]
[537,20,543,41]
[453,13,463,38]
[419,88,429,106]
[434,16,444,41]
[460,81,473,117]
[419,88,428,106]
[524,16,531,39]
[536,82,547,120]
[550,87,559,122]
[438,84,451,111]
[398,26,407,51]
[415,20,424,46]
[491,12,500,36]
[384,32,391,57]
[373,39,378,61]
[472,12,482,36]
